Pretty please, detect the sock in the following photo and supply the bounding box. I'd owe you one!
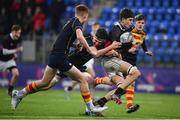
[114,87,126,97]
[95,77,106,85]
[8,85,14,95]
[126,86,135,108]
[25,82,38,94]
[82,91,94,110]
[67,86,73,91]
[93,97,107,107]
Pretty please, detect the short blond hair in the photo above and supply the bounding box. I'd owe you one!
[75,4,89,16]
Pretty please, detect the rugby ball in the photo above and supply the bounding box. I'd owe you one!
[120,32,134,43]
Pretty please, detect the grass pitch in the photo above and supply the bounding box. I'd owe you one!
[0,88,180,119]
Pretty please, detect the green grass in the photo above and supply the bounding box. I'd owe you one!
[0,88,180,119]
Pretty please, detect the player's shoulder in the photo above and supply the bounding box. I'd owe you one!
[131,28,146,35]
[2,34,11,42]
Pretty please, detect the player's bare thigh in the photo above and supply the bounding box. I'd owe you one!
[64,66,85,83]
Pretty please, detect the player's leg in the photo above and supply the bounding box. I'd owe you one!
[64,58,95,93]
[40,75,61,91]
[125,81,140,113]
[106,60,140,113]
[93,75,124,107]
[109,59,141,98]
[8,67,19,96]
[5,59,19,96]
[100,57,140,100]
[64,66,107,112]
[85,58,96,78]
[64,81,78,92]
[11,66,57,110]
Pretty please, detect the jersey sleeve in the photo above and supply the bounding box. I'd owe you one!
[72,18,83,31]
[2,38,10,49]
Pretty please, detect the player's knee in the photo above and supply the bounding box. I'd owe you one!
[134,69,141,79]
[129,66,141,79]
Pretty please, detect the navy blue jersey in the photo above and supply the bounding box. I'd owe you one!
[109,23,137,66]
[0,34,22,61]
[68,35,94,68]
[51,17,83,55]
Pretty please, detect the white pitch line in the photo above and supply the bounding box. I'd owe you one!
[0,116,180,120]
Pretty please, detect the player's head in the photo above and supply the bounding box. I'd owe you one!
[11,24,21,40]
[134,14,145,31]
[119,8,134,29]
[93,27,108,46]
[91,22,100,37]
[75,4,89,23]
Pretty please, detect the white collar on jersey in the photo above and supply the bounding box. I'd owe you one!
[114,22,126,31]
[10,33,15,40]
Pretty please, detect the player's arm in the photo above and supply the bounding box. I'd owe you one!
[141,41,153,56]
[2,38,23,55]
[94,41,121,57]
[76,29,97,56]
[2,47,23,55]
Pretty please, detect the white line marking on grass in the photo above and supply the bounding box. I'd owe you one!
[0,116,180,120]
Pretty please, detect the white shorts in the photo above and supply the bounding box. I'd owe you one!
[0,59,16,71]
[108,71,124,78]
[100,57,123,73]
[84,58,95,70]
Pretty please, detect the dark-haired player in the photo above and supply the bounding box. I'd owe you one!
[107,8,141,113]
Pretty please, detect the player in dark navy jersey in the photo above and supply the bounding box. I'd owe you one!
[0,25,23,96]
[39,28,120,90]
[109,8,140,113]
[11,5,108,113]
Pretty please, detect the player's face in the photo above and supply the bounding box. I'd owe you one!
[93,36,103,46]
[124,18,134,28]
[13,29,21,40]
[81,13,88,23]
[135,20,145,31]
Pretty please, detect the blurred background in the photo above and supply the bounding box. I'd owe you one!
[0,0,180,94]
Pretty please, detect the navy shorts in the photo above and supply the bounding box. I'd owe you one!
[56,65,87,78]
[48,53,73,72]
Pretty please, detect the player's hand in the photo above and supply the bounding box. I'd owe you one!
[111,50,119,57]
[128,47,137,54]
[110,41,121,49]
[145,51,153,56]
[16,46,23,52]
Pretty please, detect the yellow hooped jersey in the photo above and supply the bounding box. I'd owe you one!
[131,28,146,44]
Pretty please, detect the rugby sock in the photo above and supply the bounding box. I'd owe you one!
[114,87,126,97]
[82,91,94,110]
[25,82,38,93]
[67,86,73,91]
[8,85,14,96]
[93,97,107,107]
[126,86,135,108]
[95,77,106,85]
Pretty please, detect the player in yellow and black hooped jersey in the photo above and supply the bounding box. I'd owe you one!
[125,14,153,113]
[129,14,153,57]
